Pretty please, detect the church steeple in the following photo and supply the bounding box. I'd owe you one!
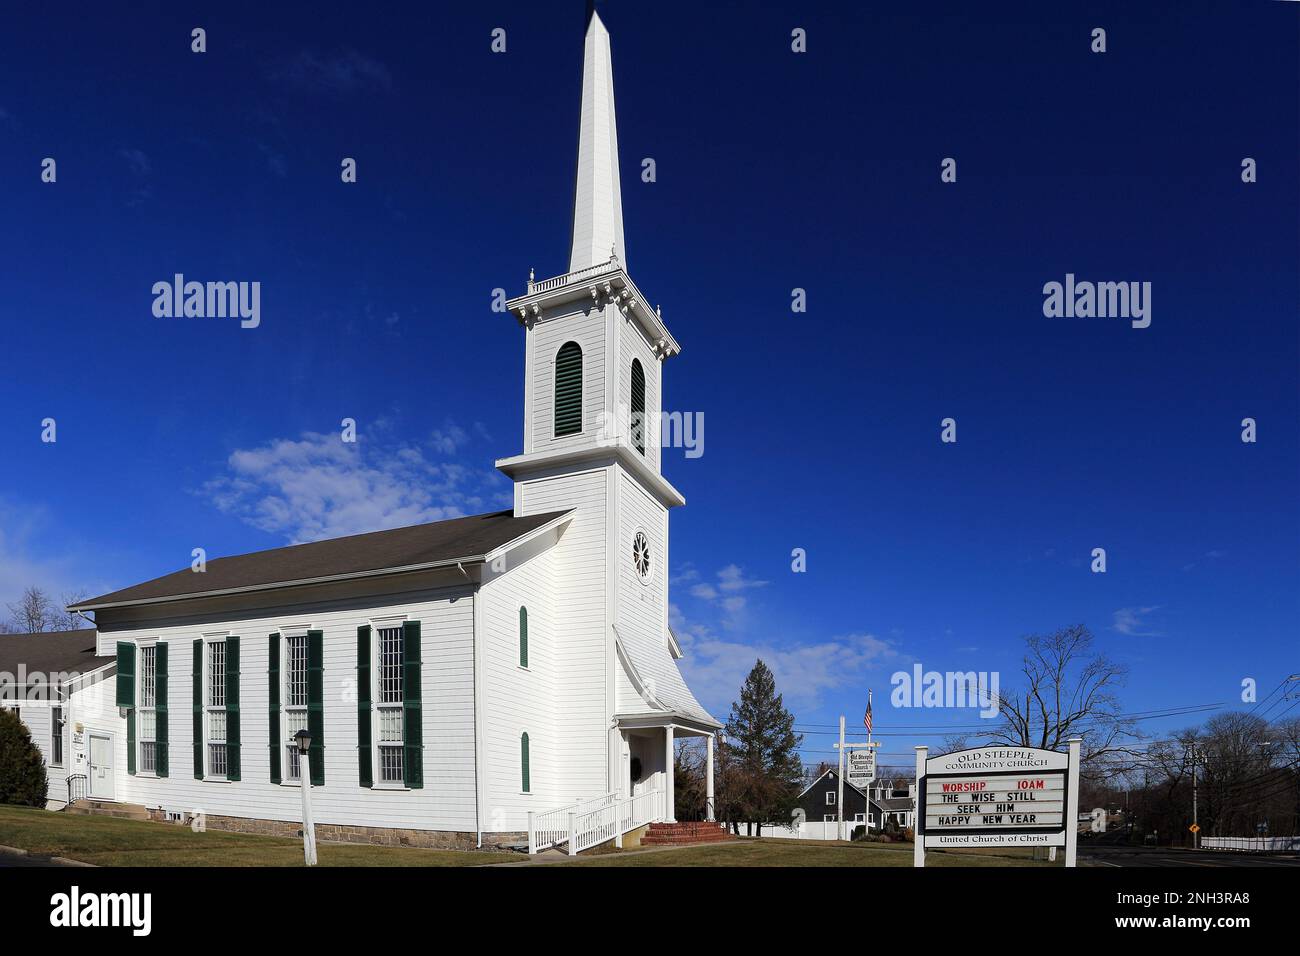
[568,6,626,273]
[500,1,684,513]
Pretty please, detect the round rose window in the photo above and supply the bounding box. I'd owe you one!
[632,531,652,582]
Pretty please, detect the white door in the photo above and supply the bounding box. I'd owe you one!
[89,733,114,800]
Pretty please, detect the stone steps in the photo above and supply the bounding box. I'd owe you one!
[63,799,151,822]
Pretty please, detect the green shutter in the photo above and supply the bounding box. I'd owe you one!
[519,606,528,668]
[631,358,646,454]
[268,634,281,784]
[554,341,583,436]
[402,621,423,789]
[357,626,372,788]
[155,643,168,777]
[521,732,530,793]
[225,637,241,781]
[115,641,135,708]
[192,639,203,779]
[126,710,136,775]
[307,630,324,786]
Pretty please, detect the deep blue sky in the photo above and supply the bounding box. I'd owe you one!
[2,1,1297,768]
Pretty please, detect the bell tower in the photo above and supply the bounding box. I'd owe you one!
[497,5,682,506]
[493,5,689,799]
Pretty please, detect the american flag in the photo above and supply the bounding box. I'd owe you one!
[864,692,873,735]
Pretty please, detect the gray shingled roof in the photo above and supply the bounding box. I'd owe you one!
[0,629,104,681]
[71,509,571,610]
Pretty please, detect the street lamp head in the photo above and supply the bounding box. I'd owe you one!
[293,729,312,755]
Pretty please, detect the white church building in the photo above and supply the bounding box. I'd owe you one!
[21,8,721,853]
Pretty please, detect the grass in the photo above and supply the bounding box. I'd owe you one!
[0,805,514,867]
[555,837,1060,867]
[0,806,1060,867]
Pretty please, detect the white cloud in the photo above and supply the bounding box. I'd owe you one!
[682,563,769,627]
[1112,605,1162,637]
[429,422,470,455]
[117,147,152,176]
[272,49,393,94]
[678,629,900,715]
[200,425,508,544]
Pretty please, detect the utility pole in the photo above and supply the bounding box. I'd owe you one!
[1185,746,1206,850]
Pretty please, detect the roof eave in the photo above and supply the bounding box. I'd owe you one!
[505,266,680,358]
[66,555,487,613]
[496,444,685,509]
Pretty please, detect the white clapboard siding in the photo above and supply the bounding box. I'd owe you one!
[96,583,478,834]
[618,312,663,473]
[518,469,610,801]
[529,304,607,456]
[480,530,559,831]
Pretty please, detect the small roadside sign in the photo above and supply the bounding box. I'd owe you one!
[847,749,876,785]
[1188,824,1200,834]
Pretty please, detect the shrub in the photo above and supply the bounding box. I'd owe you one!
[0,708,48,807]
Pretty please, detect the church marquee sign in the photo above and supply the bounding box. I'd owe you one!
[913,741,1081,867]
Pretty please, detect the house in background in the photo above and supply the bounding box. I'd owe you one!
[46,7,719,854]
[0,629,116,809]
[869,777,917,830]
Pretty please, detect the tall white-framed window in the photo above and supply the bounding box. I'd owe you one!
[375,625,405,785]
[206,640,227,778]
[825,791,836,806]
[283,633,308,781]
[50,705,64,768]
[138,644,157,773]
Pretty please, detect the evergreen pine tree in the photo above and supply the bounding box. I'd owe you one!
[0,708,48,807]
[723,659,803,831]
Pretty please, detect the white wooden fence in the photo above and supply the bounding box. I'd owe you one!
[1201,835,1300,852]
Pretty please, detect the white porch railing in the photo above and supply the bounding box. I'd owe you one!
[527,788,664,855]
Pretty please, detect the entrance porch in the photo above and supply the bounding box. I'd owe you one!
[615,716,717,824]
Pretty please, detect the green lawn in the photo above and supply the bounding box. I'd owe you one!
[557,837,1059,867]
[0,806,1059,867]
[0,805,513,867]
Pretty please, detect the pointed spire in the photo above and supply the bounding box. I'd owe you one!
[568,7,626,273]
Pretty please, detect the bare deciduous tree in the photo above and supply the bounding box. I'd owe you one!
[6,586,54,633]
[984,624,1140,766]
[2,585,91,633]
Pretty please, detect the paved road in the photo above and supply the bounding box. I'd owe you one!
[0,849,85,868]
[1081,844,1300,868]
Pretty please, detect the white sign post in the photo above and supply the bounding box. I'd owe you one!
[833,718,880,841]
[914,738,1082,867]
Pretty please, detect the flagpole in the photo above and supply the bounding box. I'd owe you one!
[866,689,873,833]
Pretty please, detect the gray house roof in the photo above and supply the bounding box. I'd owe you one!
[0,629,104,683]
[71,509,572,611]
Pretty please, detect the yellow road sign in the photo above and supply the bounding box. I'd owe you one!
[1189,824,1200,833]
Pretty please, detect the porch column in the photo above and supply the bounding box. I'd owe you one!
[705,732,715,821]
[664,724,676,823]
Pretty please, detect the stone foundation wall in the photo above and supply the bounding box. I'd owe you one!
[146,807,523,852]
